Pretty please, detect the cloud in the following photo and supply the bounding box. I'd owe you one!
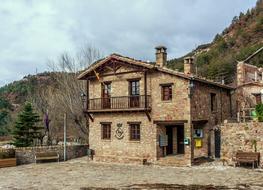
[0,0,257,86]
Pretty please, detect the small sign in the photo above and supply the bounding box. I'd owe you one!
[195,139,202,148]
[159,135,168,147]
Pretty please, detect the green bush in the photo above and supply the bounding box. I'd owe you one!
[255,104,263,122]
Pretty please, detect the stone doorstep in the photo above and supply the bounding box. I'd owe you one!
[155,156,191,167]
[94,155,147,165]
[91,154,191,167]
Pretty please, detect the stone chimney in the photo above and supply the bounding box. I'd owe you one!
[155,46,167,67]
[184,57,195,75]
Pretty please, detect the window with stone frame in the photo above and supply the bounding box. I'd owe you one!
[254,94,262,104]
[101,123,111,140]
[129,123,140,141]
[161,84,172,101]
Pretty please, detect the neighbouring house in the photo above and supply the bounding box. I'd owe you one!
[235,47,263,122]
[78,46,234,166]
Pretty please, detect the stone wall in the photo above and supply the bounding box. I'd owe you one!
[221,122,263,166]
[191,81,232,158]
[236,84,263,111]
[88,65,193,166]
[90,113,157,164]
[87,60,232,166]
[15,145,88,165]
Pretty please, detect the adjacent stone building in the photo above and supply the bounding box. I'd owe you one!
[235,47,263,121]
[78,46,233,166]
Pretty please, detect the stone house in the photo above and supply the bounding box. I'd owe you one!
[78,46,233,166]
[235,47,263,121]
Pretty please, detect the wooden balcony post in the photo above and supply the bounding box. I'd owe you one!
[86,80,89,110]
[144,71,147,108]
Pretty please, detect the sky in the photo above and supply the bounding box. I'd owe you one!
[0,0,258,87]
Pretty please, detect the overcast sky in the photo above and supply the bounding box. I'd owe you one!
[0,0,258,87]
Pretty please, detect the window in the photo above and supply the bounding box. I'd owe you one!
[129,123,140,141]
[254,94,262,104]
[210,93,217,112]
[102,82,111,109]
[101,123,111,140]
[194,129,203,138]
[161,85,172,101]
[129,80,140,96]
[102,82,111,97]
[129,80,140,108]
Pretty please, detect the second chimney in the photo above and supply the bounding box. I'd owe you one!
[184,57,194,75]
[155,46,167,67]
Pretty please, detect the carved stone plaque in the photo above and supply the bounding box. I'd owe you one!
[115,123,124,139]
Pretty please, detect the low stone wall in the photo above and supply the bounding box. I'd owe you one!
[15,144,88,165]
[221,122,263,166]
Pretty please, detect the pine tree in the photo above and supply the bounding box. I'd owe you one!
[12,102,42,147]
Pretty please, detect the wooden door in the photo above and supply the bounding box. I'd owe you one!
[102,83,111,109]
[177,126,185,154]
[166,127,173,155]
[215,130,221,158]
[129,80,140,108]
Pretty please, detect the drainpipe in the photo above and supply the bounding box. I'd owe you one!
[189,78,195,165]
[220,89,223,123]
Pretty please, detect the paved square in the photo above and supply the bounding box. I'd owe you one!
[0,157,263,190]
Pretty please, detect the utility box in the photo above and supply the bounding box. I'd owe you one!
[184,138,190,145]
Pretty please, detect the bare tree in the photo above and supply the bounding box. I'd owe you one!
[46,45,101,141]
[30,45,101,143]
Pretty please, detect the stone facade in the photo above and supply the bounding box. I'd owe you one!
[236,62,263,112]
[15,145,88,165]
[79,53,233,166]
[237,62,263,86]
[221,121,263,167]
[191,81,233,158]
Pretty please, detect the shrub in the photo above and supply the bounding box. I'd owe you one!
[255,104,263,122]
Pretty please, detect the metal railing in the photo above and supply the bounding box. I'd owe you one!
[87,95,151,111]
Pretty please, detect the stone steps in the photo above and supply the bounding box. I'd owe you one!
[155,155,190,166]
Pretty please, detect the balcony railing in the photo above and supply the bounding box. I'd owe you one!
[237,107,256,122]
[87,95,151,112]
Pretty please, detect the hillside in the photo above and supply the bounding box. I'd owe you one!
[0,71,88,143]
[167,0,263,84]
[0,73,55,137]
[1,0,263,140]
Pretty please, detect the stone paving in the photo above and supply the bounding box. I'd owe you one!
[0,157,263,190]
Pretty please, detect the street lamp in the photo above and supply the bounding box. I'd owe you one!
[80,92,87,109]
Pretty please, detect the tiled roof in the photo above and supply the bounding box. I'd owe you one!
[77,53,234,90]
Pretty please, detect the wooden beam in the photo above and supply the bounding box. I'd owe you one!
[144,71,147,108]
[85,70,145,80]
[86,108,151,113]
[145,110,151,121]
[192,120,208,124]
[105,66,115,72]
[85,112,94,122]
[86,80,89,110]
[153,120,188,125]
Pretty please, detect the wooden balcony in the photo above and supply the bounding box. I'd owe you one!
[86,95,151,113]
